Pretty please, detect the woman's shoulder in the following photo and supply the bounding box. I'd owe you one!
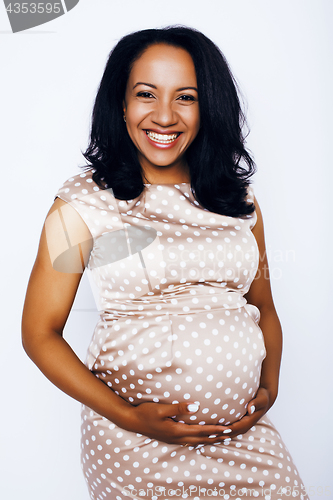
[54,169,119,239]
[55,168,101,203]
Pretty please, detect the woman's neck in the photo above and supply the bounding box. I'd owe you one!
[140,161,190,185]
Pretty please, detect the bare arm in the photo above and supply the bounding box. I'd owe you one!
[221,196,283,437]
[244,196,283,405]
[22,197,234,445]
[21,197,132,424]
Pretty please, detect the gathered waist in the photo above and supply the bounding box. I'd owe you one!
[86,285,261,370]
[99,285,251,322]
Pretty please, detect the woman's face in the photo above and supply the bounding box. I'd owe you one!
[123,43,200,182]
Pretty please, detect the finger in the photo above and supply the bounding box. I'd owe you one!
[170,422,230,440]
[158,401,200,419]
[223,407,267,437]
[159,415,240,444]
[247,397,268,415]
[226,414,253,434]
[246,391,269,415]
[247,402,256,416]
[170,421,241,446]
[177,433,233,447]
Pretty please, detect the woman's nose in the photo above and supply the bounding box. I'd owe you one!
[151,100,177,127]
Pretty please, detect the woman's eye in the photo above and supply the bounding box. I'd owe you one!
[177,94,196,102]
[136,91,154,98]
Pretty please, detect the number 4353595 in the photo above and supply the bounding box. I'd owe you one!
[6,3,62,14]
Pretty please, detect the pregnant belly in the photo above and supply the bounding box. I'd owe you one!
[91,307,266,426]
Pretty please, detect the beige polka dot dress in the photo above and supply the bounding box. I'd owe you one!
[55,170,308,500]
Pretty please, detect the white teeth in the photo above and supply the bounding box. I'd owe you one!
[146,131,179,143]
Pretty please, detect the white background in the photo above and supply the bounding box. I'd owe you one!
[1,0,332,498]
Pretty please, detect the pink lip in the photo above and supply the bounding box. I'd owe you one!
[144,130,182,149]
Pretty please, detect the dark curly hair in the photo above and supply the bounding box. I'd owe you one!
[82,26,256,217]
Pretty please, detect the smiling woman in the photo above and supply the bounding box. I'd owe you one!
[22,26,309,500]
[122,44,200,184]
[83,27,255,217]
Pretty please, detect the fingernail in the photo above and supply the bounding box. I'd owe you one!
[187,403,199,413]
[208,434,217,438]
[223,429,232,434]
[250,405,256,414]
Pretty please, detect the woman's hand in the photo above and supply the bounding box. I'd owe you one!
[122,401,233,447]
[122,386,275,446]
[217,387,272,440]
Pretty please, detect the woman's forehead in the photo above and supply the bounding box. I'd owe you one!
[127,44,197,89]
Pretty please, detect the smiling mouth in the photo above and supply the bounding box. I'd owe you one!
[145,130,181,144]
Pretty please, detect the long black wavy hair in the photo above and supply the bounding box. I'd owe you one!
[83,26,256,217]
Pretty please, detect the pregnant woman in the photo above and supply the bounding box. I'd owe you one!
[22,27,308,500]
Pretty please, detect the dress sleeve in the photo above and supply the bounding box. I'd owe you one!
[54,169,104,239]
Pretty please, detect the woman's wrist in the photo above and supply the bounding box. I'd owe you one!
[258,384,278,409]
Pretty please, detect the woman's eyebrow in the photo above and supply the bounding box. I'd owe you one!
[133,82,157,89]
[133,82,198,92]
[177,86,198,92]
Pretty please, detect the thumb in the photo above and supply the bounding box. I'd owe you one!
[247,401,256,415]
[246,387,270,415]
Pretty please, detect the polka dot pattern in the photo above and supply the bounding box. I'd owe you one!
[55,171,308,500]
